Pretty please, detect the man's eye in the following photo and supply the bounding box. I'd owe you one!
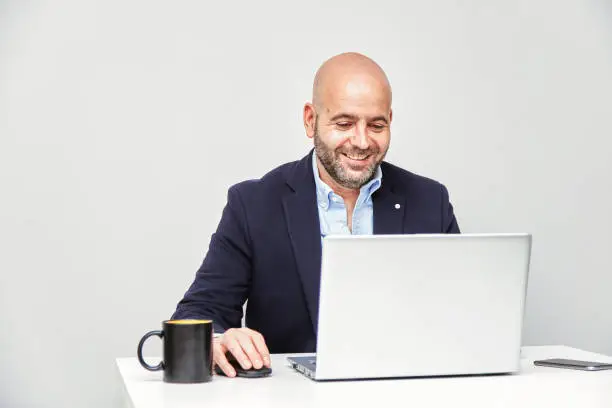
[336,122,352,128]
[370,124,385,131]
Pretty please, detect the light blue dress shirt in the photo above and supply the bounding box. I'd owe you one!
[311,150,383,237]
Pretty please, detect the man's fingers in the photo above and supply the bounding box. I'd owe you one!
[247,329,271,368]
[234,331,264,369]
[213,343,235,377]
[219,328,271,373]
[223,335,253,370]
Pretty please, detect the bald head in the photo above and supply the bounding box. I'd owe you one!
[312,52,392,111]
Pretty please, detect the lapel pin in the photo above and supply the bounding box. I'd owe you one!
[394,204,401,209]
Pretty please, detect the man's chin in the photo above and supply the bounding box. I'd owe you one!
[337,168,375,189]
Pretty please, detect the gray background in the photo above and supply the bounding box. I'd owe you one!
[1,0,611,407]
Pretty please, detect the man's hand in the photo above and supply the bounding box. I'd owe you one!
[213,328,271,377]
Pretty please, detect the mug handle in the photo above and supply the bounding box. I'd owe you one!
[137,330,164,371]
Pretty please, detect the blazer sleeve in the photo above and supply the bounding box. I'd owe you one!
[441,183,460,233]
[172,185,252,333]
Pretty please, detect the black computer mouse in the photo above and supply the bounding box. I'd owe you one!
[214,353,272,378]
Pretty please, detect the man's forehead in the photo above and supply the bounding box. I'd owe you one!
[320,91,391,117]
[318,76,390,110]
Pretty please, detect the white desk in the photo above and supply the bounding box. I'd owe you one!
[117,346,612,408]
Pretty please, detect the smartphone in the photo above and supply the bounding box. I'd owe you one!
[533,358,612,371]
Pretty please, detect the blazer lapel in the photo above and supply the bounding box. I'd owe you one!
[282,152,322,333]
[373,176,406,234]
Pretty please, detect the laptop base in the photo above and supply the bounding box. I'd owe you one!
[287,355,317,380]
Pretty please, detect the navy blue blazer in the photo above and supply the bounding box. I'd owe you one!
[172,151,460,353]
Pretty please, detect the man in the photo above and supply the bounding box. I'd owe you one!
[172,52,460,377]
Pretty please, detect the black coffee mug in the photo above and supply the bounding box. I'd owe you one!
[137,319,213,383]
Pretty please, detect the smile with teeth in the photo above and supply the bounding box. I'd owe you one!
[342,153,370,161]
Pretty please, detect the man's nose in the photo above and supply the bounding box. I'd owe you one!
[350,123,370,150]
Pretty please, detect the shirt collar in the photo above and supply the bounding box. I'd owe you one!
[311,149,383,209]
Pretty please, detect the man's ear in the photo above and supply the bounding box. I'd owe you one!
[303,103,316,139]
[389,109,393,124]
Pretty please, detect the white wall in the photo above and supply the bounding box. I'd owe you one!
[1,0,611,406]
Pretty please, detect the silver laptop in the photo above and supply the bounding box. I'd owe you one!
[288,233,532,381]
